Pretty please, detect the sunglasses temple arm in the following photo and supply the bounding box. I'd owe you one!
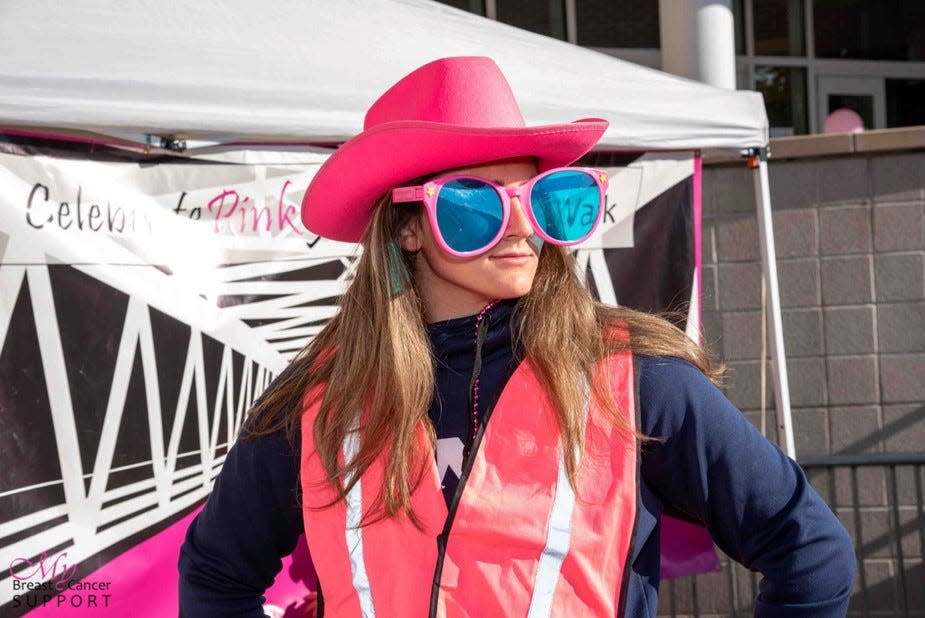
[391,186,425,203]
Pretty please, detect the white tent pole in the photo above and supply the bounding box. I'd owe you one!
[751,147,796,458]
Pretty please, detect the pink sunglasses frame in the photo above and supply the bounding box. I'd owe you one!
[390,166,609,258]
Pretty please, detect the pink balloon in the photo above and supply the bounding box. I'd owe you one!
[824,108,865,134]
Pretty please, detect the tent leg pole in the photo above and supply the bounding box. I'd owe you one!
[751,148,796,459]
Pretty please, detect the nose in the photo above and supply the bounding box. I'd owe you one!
[504,196,533,238]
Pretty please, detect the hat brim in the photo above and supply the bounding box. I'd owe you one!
[301,118,609,243]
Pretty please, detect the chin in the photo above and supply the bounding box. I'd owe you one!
[487,277,535,299]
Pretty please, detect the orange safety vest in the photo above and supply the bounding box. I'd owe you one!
[300,352,639,617]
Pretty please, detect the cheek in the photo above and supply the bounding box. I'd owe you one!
[508,261,537,294]
[418,233,458,271]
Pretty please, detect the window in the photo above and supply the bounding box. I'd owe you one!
[886,79,925,127]
[754,0,805,56]
[575,0,660,48]
[496,0,567,40]
[733,0,746,54]
[813,0,925,60]
[755,66,809,135]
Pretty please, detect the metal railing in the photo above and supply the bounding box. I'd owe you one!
[660,453,925,617]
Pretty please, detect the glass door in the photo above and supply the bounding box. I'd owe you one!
[816,75,887,131]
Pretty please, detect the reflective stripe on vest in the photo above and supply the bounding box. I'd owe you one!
[342,430,375,617]
[527,453,577,617]
[301,353,638,617]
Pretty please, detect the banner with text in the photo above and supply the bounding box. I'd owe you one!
[0,146,705,617]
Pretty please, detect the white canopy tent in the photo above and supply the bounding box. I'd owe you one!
[0,0,793,454]
[0,0,768,149]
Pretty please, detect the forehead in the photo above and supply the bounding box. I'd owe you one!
[446,156,538,185]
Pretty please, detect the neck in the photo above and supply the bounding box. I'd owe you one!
[416,267,502,323]
[423,297,501,323]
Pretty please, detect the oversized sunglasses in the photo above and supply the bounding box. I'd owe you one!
[391,167,608,257]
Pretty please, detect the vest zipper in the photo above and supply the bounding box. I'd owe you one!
[429,310,494,617]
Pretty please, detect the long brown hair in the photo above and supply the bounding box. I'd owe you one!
[243,192,723,523]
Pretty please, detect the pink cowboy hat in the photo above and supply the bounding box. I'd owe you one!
[301,56,609,243]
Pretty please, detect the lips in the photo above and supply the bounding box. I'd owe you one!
[491,253,532,259]
[489,251,534,267]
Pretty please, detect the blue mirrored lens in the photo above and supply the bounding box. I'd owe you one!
[530,171,601,242]
[435,179,504,253]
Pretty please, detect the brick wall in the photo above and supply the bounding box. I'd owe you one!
[693,149,925,616]
[702,150,925,457]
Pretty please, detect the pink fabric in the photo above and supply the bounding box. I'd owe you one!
[659,515,720,579]
[24,508,199,617]
[22,506,316,617]
[693,151,703,346]
[656,152,719,580]
[263,535,319,617]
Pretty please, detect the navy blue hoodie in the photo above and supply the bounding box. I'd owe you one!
[178,300,855,616]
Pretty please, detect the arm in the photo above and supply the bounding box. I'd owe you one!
[177,422,304,617]
[637,355,856,618]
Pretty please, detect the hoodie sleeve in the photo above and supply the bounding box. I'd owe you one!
[637,355,856,618]
[177,421,304,617]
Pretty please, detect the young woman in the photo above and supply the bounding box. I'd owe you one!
[178,57,855,617]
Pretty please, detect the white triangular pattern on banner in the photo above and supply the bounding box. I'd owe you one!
[165,337,202,479]
[0,256,25,353]
[587,249,619,306]
[26,261,89,543]
[87,298,146,511]
[0,260,273,602]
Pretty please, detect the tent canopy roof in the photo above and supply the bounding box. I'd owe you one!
[0,0,768,151]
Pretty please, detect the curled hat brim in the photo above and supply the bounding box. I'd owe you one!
[301,117,609,243]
